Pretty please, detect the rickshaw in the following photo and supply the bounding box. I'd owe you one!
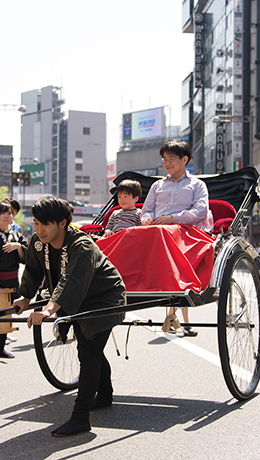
[1,166,260,402]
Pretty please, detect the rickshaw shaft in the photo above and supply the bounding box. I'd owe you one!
[0,317,218,328]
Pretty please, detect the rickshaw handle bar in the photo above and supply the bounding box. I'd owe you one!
[0,298,48,317]
[0,297,172,320]
[53,297,174,325]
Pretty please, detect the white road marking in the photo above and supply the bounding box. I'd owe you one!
[125,312,221,368]
[126,312,254,383]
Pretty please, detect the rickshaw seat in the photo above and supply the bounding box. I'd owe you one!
[209,200,236,235]
[79,200,235,236]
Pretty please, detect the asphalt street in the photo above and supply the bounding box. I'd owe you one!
[1,302,260,460]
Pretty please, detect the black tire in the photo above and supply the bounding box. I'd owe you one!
[33,319,79,391]
[218,251,260,400]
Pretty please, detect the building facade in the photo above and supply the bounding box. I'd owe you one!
[66,110,107,204]
[20,86,107,205]
[0,145,12,192]
[181,0,260,174]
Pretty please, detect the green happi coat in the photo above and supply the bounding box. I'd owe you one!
[19,225,126,338]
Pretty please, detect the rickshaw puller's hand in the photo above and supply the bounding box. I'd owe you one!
[27,310,50,329]
[27,300,61,328]
[12,297,31,315]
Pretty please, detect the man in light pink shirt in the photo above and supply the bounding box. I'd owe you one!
[141,140,212,336]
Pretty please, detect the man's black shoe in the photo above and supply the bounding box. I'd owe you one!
[51,417,91,436]
[90,394,113,411]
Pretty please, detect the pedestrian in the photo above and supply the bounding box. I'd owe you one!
[0,200,28,358]
[13,196,126,436]
[4,198,21,232]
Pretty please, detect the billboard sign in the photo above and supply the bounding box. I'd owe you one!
[20,163,45,184]
[216,124,224,174]
[194,12,204,88]
[123,107,163,142]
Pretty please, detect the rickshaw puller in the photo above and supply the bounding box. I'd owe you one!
[13,196,126,436]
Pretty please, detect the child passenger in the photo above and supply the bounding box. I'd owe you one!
[104,180,142,237]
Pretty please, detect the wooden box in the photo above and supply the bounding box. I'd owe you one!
[0,288,18,334]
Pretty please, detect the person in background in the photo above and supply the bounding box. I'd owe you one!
[4,198,21,232]
[3,198,22,345]
[104,180,142,237]
[141,140,213,336]
[0,201,27,358]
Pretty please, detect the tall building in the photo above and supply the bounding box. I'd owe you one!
[20,86,107,205]
[66,110,107,204]
[0,145,12,192]
[181,0,260,174]
[21,86,64,197]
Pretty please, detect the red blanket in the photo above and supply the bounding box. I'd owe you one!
[96,225,214,293]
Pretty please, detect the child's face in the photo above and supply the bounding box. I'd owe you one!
[117,191,138,210]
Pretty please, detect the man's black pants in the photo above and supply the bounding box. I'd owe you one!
[72,322,113,421]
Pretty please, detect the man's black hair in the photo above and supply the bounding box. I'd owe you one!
[159,140,192,164]
[117,180,142,200]
[31,196,73,229]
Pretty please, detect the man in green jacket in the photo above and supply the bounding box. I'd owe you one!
[13,196,126,436]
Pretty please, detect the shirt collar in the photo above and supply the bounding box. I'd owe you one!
[166,170,189,182]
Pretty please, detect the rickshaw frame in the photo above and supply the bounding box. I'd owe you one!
[1,166,260,402]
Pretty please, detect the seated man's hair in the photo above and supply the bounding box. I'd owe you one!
[31,196,73,229]
[117,180,142,200]
[159,140,192,163]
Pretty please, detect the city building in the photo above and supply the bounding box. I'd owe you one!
[181,0,260,174]
[117,106,180,176]
[20,85,107,205]
[66,110,107,204]
[0,145,12,192]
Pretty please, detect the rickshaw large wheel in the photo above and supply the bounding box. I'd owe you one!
[218,251,260,401]
[33,319,80,391]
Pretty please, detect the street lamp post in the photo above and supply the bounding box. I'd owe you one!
[0,104,26,113]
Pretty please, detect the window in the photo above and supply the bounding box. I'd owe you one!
[75,176,82,183]
[83,176,90,183]
[76,163,82,171]
[83,127,90,135]
[75,188,82,194]
[75,150,83,158]
[52,160,57,172]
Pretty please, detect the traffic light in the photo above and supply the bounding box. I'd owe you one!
[23,172,31,186]
[18,172,31,186]
[12,171,31,187]
[12,172,19,186]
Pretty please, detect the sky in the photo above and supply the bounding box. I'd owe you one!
[0,1,194,171]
